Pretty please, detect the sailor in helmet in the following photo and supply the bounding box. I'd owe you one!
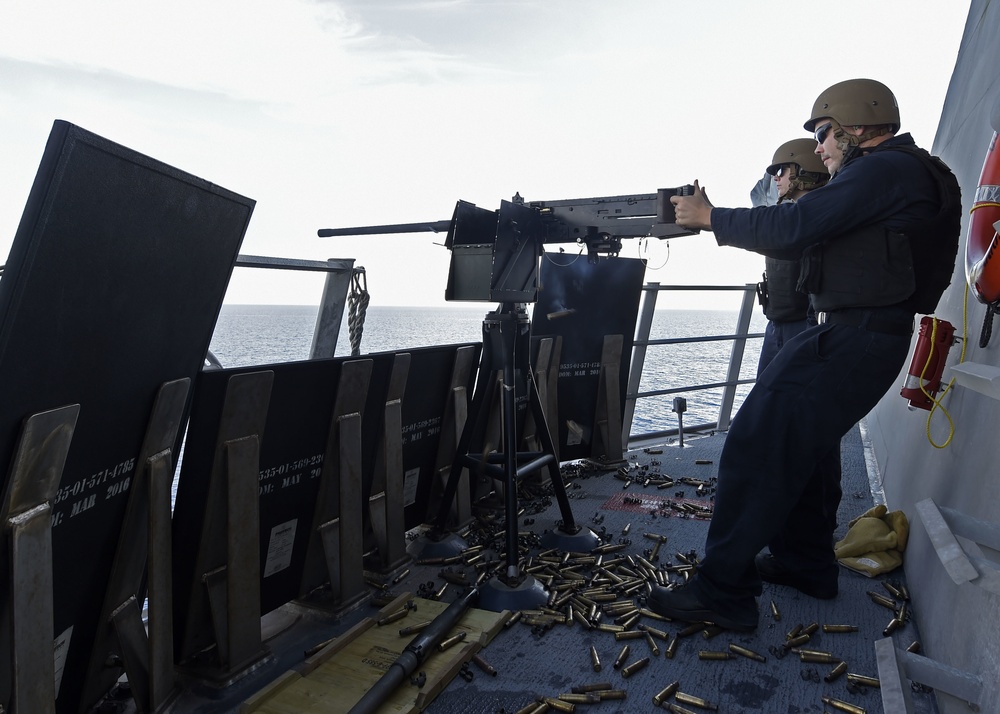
[650,79,962,631]
[755,138,829,375]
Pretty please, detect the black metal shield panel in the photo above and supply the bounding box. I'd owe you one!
[397,343,481,529]
[0,121,252,712]
[531,255,645,461]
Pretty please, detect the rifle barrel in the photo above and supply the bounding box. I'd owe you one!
[318,220,451,237]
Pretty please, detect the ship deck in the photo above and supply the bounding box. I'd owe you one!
[151,422,937,714]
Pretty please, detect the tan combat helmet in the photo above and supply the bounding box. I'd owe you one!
[766,138,829,177]
[766,138,829,198]
[803,78,900,132]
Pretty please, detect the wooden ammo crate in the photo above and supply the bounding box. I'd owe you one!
[241,593,507,714]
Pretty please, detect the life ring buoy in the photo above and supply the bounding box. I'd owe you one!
[966,131,1000,304]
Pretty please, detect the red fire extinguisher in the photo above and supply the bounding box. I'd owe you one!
[900,316,956,410]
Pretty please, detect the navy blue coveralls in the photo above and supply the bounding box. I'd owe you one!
[693,134,943,605]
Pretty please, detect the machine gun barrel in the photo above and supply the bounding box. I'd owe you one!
[347,586,481,714]
[318,220,452,237]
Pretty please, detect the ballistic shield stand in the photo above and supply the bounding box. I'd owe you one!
[427,303,598,612]
[367,354,411,575]
[81,378,191,713]
[0,404,79,714]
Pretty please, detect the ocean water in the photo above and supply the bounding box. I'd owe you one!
[207,304,767,435]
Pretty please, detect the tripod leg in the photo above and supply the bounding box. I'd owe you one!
[430,374,491,533]
[428,314,501,533]
[527,373,580,534]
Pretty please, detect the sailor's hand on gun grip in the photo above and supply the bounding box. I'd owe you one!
[671,180,713,231]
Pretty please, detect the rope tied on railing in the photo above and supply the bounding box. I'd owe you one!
[348,267,369,356]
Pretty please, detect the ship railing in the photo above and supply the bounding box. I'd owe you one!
[233,255,357,359]
[623,282,762,449]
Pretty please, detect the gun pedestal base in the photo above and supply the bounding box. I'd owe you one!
[415,530,468,560]
[478,574,548,613]
[540,525,601,553]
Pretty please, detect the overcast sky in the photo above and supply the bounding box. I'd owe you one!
[0,1,970,309]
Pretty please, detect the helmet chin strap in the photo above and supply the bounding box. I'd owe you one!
[834,125,893,170]
[778,167,828,202]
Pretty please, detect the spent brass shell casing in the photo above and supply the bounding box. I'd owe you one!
[642,624,670,641]
[558,693,599,704]
[377,608,408,626]
[784,634,811,648]
[728,643,766,662]
[398,621,431,636]
[701,625,724,640]
[821,695,867,714]
[434,582,448,600]
[614,630,645,641]
[883,618,904,636]
[571,682,612,693]
[596,623,625,633]
[675,691,719,710]
[439,571,468,586]
[799,651,841,664]
[652,681,680,706]
[825,660,849,682]
[770,600,781,621]
[846,673,881,688]
[597,689,626,700]
[505,611,523,628]
[802,622,819,636]
[603,602,635,615]
[436,631,467,651]
[665,635,678,659]
[589,645,601,672]
[472,652,497,676]
[867,591,898,610]
[667,703,702,714]
[514,701,545,714]
[613,644,630,669]
[697,650,731,660]
[823,624,859,633]
[542,696,575,713]
[614,608,641,624]
[645,631,661,656]
[621,657,650,678]
[640,607,671,622]
[883,580,906,600]
[786,624,803,640]
[906,641,921,654]
[620,612,641,630]
[303,636,336,658]
[679,623,707,637]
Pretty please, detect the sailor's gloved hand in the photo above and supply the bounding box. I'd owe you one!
[671,180,714,231]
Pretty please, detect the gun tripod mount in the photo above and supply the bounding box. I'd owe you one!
[425,302,599,612]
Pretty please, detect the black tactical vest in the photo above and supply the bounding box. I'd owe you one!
[798,145,962,314]
[760,257,810,322]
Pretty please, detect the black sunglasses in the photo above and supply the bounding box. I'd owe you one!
[814,122,835,144]
[775,165,790,178]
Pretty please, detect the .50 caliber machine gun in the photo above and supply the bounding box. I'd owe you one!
[319,186,698,303]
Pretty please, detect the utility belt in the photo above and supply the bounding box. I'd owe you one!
[816,308,914,336]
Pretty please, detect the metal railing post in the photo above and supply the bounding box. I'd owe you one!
[716,284,758,431]
[622,282,659,446]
